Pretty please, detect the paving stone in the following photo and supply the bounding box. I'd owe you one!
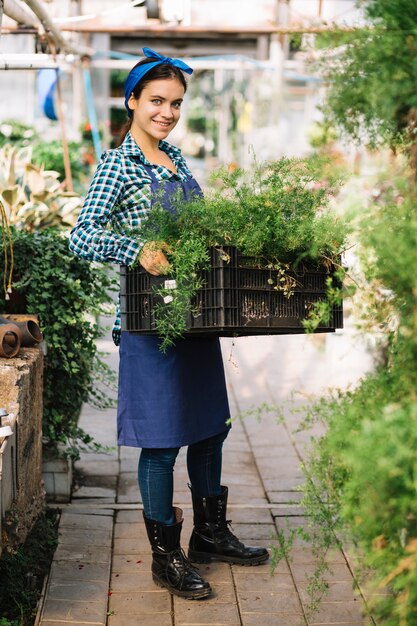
[119,445,140,459]
[38,623,106,626]
[324,549,349,564]
[224,484,267,501]
[272,505,306,516]
[117,492,141,504]
[74,459,120,476]
[241,614,306,626]
[116,510,142,524]
[198,562,233,584]
[113,536,151,554]
[227,523,276,540]
[308,600,365,624]
[226,507,274,524]
[297,581,359,604]
[53,544,111,564]
[238,590,302,614]
[268,491,303,503]
[174,582,235,604]
[289,548,327,565]
[70,498,117,505]
[220,472,260,486]
[75,474,118,489]
[233,572,294,593]
[41,598,107,623]
[257,447,299,459]
[263,477,305,492]
[77,450,118,463]
[118,471,138,485]
[108,591,170,613]
[58,529,112,547]
[108,615,172,626]
[59,512,113,531]
[62,506,114,516]
[291,562,353,583]
[47,579,109,602]
[49,560,110,583]
[72,486,116,499]
[120,457,139,472]
[112,554,153,572]
[114,522,147,539]
[242,557,290,576]
[111,571,156,592]
[173,600,240,625]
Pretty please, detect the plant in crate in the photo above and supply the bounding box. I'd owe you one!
[124,156,348,350]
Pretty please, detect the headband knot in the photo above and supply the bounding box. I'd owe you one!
[124,47,193,117]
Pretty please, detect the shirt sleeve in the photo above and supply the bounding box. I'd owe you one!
[68,150,142,266]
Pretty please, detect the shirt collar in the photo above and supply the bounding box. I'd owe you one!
[119,131,182,164]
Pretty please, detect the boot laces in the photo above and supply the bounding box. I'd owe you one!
[214,520,245,550]
[165,547,199,587]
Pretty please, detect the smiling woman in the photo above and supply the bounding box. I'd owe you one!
[68,47,268,602]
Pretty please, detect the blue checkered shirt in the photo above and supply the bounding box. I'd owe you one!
[68,131,194,345]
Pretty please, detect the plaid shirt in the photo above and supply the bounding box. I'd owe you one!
[68,131,194,345]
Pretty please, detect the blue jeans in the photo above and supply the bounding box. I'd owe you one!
[138,429,229,524]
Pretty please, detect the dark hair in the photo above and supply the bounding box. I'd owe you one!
[117,58,188,146]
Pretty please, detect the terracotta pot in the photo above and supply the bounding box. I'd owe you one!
[0,317,43,346]
[0,324,20,358]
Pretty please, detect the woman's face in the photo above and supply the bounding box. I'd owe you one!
[128,77,185,144]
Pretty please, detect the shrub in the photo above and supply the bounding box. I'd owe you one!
[130,156,347,349]
[291,179,417,624]
[0,228,117,458]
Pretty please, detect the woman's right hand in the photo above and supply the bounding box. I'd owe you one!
[139,241,171,276]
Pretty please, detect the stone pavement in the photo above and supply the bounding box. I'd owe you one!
[38,318,378,626]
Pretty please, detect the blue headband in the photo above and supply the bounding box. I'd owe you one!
[124,47,193,117]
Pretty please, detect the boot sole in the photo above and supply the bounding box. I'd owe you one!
[188,549,269,566]
[152,573,212,599]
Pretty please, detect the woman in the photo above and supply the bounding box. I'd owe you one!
[69,47,268,600]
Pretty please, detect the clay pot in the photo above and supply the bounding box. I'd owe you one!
[0,324,20,358]
[0,316,43,346]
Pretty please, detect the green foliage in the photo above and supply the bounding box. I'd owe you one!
[0,120,37,148]
[0,144,82,232]
[31,140,89,192]
[315,0,417,148]
[133,157,347,349]
[295,178,417,624]
[0,228,117,458]
[0,508,59,625]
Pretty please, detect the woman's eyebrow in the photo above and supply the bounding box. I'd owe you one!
[149,94,184,102]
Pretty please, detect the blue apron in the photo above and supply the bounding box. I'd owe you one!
[117,165,231,448]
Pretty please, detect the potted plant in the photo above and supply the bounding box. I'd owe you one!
[121,156,348,350]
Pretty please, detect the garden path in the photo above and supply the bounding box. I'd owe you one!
[37,314,377,626]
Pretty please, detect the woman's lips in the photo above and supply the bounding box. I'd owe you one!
[153,120,172,127]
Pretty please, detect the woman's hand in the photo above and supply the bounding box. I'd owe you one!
[139,241,171,276]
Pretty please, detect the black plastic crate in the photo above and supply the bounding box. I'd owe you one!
[120,246,343,336]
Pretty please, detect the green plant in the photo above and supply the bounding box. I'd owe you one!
[315,1,417,161]
[31,140,90,193]
[0,120,37,148]
[0,228,117,458]
[0,507,59,625]
[0,144,82,232]
[131,156,347,350]
[285,178,417,625]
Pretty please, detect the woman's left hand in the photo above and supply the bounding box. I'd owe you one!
[139,241,172,276]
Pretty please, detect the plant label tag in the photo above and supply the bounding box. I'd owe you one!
[164,280,177,290]
[163,295,174,304]
[0,425,13,438]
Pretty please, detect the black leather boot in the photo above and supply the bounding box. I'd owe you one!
[188,486,269,565]
[143,506,212,599]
